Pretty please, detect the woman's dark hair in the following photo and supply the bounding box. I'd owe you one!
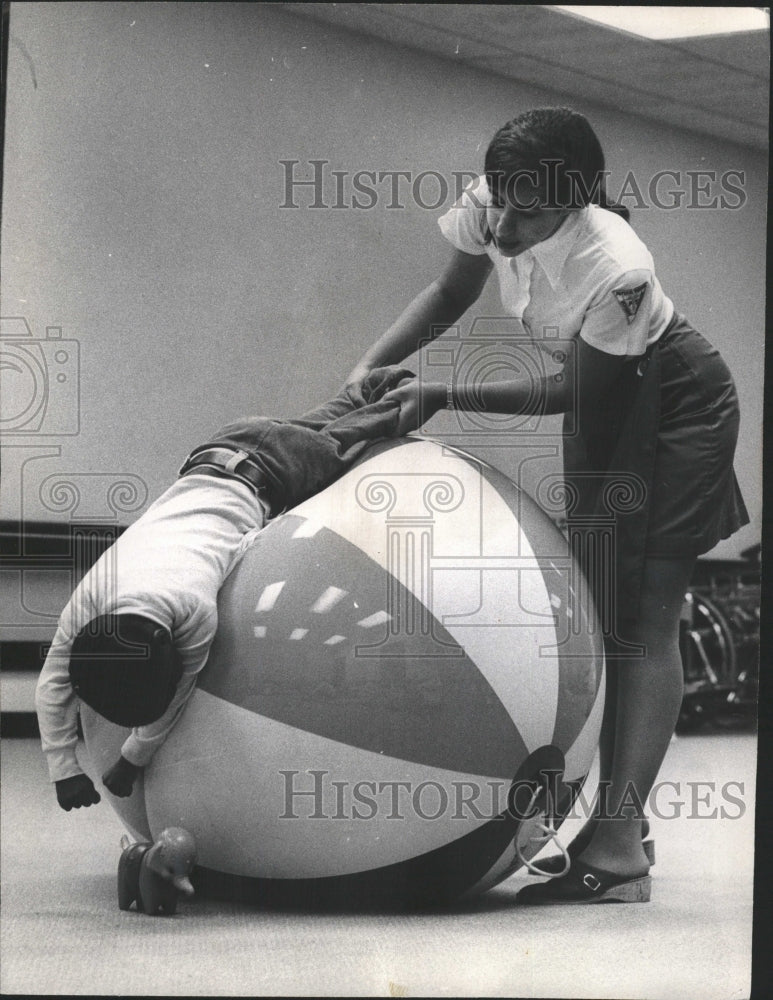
[483,107,629,221]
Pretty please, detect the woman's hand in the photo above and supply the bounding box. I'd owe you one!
[384,380,446,435]
[343,368,371,406]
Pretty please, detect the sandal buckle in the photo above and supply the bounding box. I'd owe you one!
[583,873,601,891]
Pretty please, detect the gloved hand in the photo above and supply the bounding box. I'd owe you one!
[102,756,141,798]
[55,773,101,811]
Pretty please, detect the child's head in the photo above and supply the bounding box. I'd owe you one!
[69,614,183,727]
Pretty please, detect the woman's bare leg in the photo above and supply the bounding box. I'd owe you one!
[574,555,695,875]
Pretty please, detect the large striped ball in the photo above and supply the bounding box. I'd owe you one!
[82,438,604,909]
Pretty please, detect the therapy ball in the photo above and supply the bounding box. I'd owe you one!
[82,438,604,909]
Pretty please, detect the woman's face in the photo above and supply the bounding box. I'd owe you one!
[486,175,570,257]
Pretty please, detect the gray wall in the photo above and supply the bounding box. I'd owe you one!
[2,1,764,556]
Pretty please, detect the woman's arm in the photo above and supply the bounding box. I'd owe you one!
[387,336,629,434]
[346,249,493,384]
[464,337,627,415]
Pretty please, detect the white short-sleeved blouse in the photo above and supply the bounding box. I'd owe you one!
[438,176,674,358]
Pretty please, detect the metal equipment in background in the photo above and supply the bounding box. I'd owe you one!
[677,545,760,732]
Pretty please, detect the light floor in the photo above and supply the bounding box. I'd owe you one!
[0,731,756,998]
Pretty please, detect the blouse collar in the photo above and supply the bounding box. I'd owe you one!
[527,207,586,287]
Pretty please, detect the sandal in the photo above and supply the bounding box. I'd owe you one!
[516,859,652,905]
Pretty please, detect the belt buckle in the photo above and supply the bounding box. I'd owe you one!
[179,446,252,482]
[223,449,250,474]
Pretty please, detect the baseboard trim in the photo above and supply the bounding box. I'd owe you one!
[1,712,40,738]
[1,641,51,672]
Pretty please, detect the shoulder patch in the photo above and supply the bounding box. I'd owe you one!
[612,283,648,325]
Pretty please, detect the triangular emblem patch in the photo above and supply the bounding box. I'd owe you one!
[612,283,648,325]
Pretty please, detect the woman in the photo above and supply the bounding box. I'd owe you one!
[346,107,749,904]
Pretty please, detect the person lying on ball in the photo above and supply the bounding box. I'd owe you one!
[36,367,414,811]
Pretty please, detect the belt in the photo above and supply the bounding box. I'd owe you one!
[178,445,272,499]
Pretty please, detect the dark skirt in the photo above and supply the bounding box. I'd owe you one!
[563,313,749,623]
